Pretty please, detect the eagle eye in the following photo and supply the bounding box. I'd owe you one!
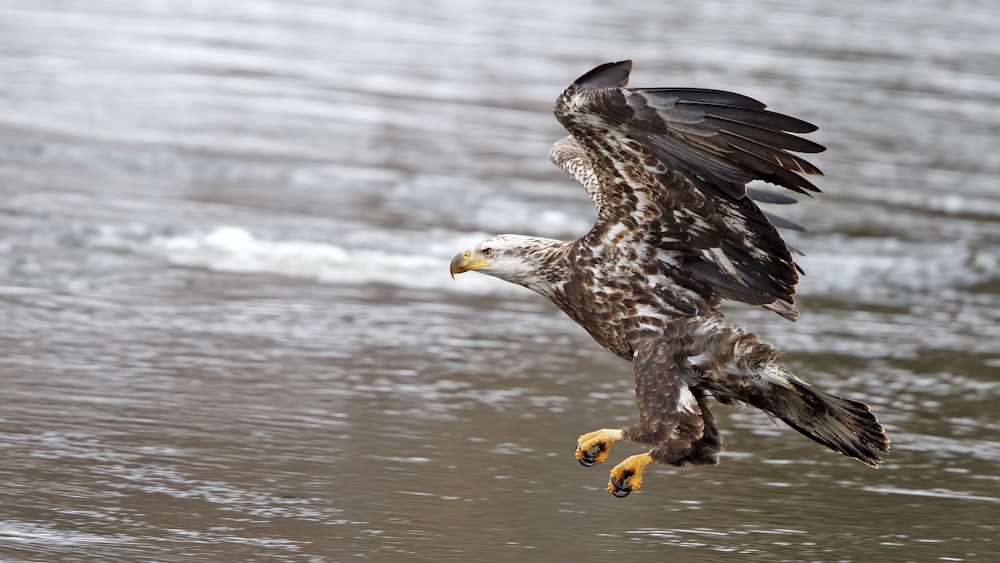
[483,247,495,259]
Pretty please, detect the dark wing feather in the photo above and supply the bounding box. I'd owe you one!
[632,87,824,197]
[552,60,825,319]
[746,187,798,204]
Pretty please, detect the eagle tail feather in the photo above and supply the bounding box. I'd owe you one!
[757,370,890,467]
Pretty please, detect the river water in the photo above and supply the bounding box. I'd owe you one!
[0,0,998,560]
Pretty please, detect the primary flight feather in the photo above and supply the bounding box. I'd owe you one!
[450,60,889,497]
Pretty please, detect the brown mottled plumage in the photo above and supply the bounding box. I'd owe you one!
[450,60,889,497]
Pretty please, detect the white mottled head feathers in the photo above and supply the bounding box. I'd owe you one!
[450,234,569,299]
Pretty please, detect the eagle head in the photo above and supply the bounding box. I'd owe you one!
[450,234,568,296]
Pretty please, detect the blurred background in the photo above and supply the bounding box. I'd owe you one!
[0,0,998,560]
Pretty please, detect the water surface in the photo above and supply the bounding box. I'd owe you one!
[0,0,998,560]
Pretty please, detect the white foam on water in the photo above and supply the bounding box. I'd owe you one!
[142,226,532,296]
[0,519,128,546]
[796,235,994,305]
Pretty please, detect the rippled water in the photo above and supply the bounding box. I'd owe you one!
[1,0,998,560]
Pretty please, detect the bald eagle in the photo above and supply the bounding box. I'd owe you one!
[450,60,889,497]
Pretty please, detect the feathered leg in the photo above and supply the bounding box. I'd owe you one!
[604,387,722,497]
[652,386,722,466]
[576,338,712,497]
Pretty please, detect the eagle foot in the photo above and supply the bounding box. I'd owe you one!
[608,452,655,498]
[575,428,624,467]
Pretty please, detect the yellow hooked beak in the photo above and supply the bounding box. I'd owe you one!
[450,249,491,279]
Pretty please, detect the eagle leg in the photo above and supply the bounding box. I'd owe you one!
[608,452,655,497]
[575,428,624,467]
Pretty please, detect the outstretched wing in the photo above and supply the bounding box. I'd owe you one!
[551,60,825,319]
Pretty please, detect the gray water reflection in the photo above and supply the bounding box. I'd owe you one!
[0,0,998,560]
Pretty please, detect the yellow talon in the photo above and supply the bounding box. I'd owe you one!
[608,452,655,497]
[576,428,624,467]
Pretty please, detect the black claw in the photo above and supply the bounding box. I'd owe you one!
[577,444,603,468]
[610,472,633,498]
